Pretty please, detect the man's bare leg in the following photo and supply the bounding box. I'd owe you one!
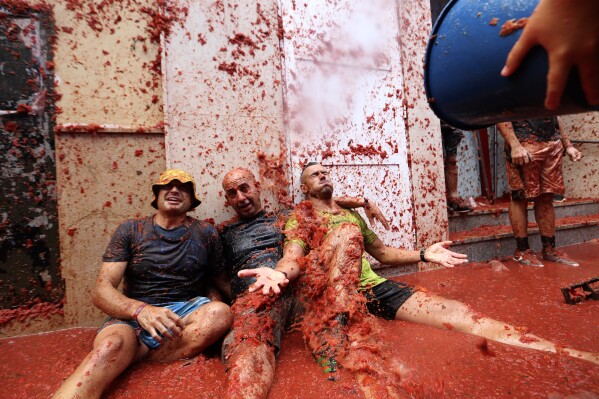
[224,290,278,399]
[301,225,411,398]
[534,193,555,237]
[225,341,275,399]
[54,302,232,399]
[300,225,363,362]
[52,324,145,399]
[396,292,599,365]
[508,198,529,238]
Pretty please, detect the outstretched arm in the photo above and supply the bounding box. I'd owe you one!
[92,262,184,342]
[334,196,390,230]
[237,242,304,295]
[501,0,599,110]
[365,238,468,268]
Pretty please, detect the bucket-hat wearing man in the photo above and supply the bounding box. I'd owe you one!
[53,169,232,399]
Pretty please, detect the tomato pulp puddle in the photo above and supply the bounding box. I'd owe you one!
[2,240,599,398]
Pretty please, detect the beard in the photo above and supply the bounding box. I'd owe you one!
[318,185,334,199]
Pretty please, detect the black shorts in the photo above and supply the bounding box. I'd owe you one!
[363,280,417,320]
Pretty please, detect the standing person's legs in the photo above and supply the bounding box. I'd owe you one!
[534,192,555,238]
[535,140,579,266]
[505,142,544,266]
[53,324,145,399]
[442,126,472,212]
[396,291,599,365]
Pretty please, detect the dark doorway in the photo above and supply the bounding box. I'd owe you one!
[0,7,63,311]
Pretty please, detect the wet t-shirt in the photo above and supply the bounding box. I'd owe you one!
[285,208,387,290]
[512,117,560,142]
[219,210,286,299]
[102,216,225,304]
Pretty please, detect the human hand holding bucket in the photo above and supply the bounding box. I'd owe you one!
[424,0,599,130]
[501,0,599,111]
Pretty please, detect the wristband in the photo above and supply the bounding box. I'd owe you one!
[132,303,148,321]
[420,249,426,262]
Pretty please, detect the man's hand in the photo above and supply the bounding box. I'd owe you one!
[424,241,468,268]
[136,305,185,342]
[238,267,289,295]
[501,0,599,110]
[510,145,531,165]
[364,201,391,231]
[565,146,582,162]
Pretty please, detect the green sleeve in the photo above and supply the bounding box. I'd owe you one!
[283,214,308,251]
[351,211,378,245]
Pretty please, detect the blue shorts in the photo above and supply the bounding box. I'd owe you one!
[99,296,211,349]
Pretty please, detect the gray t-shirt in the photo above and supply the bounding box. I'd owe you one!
[103,216,224,304]
[219,210,287,299]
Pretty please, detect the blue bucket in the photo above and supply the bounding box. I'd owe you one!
[424,0,598,130]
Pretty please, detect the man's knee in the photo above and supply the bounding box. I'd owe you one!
[93,332,137,362]
[536,192,553,203]
[202,301,234,327]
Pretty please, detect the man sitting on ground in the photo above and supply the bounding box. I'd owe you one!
[243,162,599,388]
[53,169,233,399]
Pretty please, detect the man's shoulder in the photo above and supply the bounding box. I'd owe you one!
[219,210,287,232]
[187,217,219,235]
[217,215,240,234]
[114,216,152,230]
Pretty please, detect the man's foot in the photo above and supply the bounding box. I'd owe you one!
[542,248,579,267]
[513,249,544,267]
[315,354,338,381]
[313,313,347,381]
[447,197,474,213]
[553,194,566,203]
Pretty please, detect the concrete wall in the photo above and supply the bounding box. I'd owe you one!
[559,112,599,198]
[1,0,445,336]
[12,0,599,338]
[398,0,449,259]
[1,0,165,336]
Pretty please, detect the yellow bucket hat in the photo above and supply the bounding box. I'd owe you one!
[151,169,202,210]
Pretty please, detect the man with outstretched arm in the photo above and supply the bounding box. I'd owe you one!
[53,169,233,399]
[242,162,599,391]
[218,167,389,399]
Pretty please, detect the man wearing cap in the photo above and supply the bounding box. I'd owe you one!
[53,169,233,399]
[242,162,599,392]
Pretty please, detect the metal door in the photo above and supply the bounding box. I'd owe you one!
[279,0,414,247]
[0,8,62,312]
